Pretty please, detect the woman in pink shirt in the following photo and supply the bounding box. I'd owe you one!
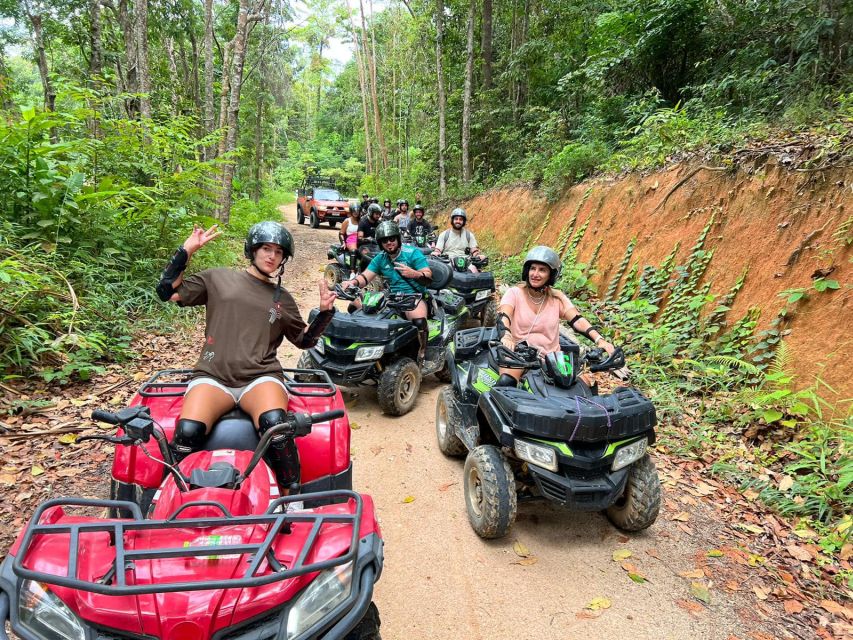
[496,246,616,386]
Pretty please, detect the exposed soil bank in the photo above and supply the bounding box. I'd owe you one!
[460,160,852,399]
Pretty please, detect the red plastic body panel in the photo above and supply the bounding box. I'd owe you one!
[111,383,351,489]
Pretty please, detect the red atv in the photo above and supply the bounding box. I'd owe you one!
[0,368,383,640]
[296,176,349,229]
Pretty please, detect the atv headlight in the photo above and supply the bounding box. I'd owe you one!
[514,439,558,472]
[475,289,491,301]
[611,438,648,471]
[354,345,384,362]
[315,339,325,355]
[18,580,86,640]
[286,562,353,639]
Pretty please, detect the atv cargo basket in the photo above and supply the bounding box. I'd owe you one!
[449,271,495,294]
[310,308,412,343]
[12,492,365,595]
[139,368,337,399]
[487,386,656,442]
[454,326,499,358]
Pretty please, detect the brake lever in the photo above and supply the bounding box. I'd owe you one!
[76,434,137,446]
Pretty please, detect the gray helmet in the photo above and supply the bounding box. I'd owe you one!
[413,203,425,214]
[367,203,382,217]
[349,202,360,215]
[450,207,466,224]
[522,245,561,286]
[375,221,401,243]
[244,221,294,261]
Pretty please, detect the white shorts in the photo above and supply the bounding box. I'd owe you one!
[186,376,288,404]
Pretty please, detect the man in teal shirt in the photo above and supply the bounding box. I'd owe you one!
[342,221,433,364]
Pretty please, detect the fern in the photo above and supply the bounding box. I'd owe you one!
[768,341,792,381]
[702,355,761,375]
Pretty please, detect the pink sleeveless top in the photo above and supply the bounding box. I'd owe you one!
[500,286,570,355]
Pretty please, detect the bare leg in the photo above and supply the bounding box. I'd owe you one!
[239,381,294,494]
[239,381,289,424]
[498,367,523,382]
[180,384,236,434]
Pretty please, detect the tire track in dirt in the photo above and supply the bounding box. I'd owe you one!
[276,204,790,640]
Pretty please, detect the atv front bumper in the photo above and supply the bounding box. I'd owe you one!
[526,464,631,511]
[310,354,377,386]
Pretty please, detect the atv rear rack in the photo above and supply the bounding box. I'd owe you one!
[12,491,364,595]
[138,368,338,399]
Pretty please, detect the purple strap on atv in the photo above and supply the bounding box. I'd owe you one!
[568,396,613,442]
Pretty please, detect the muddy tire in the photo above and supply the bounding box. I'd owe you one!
[297,206,305,225]
[434,361,452,383]
[464,445,517,539]
[606,454,661,532]
[310,209,320,228]
[328,221,337,229]
[377,357,421,416]
[343,602,381,640]
[481,299,498,327]
[435,386,467,457]
[109,479,156,519]
[324,263,343,288]
[294,351,323,383]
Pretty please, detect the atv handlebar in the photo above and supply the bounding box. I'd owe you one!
[587,346,626,372]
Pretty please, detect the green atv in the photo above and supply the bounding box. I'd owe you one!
[299,259,469,416]
[436,325,661,539]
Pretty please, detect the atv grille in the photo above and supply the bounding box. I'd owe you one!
[96,629,156,640]
[216,609,283,640]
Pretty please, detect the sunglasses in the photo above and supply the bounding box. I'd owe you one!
[379,237,399,245]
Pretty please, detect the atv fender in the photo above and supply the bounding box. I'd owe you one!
[477,392,515,447]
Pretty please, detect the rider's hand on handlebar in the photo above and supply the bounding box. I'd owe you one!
[597,339,616,356]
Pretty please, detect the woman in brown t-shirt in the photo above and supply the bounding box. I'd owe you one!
[155,220,337,490]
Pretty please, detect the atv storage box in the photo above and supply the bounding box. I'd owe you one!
[310,308,412,343]
[450,271,495,293]
[487,386,656,442]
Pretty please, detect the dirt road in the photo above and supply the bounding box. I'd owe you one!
[276,205,787,640]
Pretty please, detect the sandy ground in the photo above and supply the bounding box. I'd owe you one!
[275,204,789,640]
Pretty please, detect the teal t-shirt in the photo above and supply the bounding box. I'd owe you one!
[367,245,429,294]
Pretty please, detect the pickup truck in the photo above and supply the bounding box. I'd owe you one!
[296,176,349,229]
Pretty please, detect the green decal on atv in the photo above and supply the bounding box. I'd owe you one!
[428,320,441,339]
[556,353,572,376]
[529,437,573,457]
[604,436,645,457]
[346,341,374,350]
[362,291,384,309]
[472,367,499,394]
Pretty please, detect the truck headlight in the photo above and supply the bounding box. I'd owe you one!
[18,580,86,640]
[514,439,558,472]
[475,289,491,301]
[611,438,648,471]
[315,339,325,355]
[286,562,353,639]
[355,345,384,362]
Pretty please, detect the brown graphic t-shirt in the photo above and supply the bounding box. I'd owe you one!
[177,269,306,386]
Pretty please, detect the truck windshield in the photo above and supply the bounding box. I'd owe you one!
[314,188,343,200]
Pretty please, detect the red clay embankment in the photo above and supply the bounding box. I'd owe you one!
[461,158,852,400]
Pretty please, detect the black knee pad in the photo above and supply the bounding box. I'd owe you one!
[496,373,518,388]
[258,408,289,433]
[173,418,207,454]
[412,317,428,331]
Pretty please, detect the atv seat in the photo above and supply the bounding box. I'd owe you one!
[426,257,453,291]
[204,407,259,451]
[450,270,495,293]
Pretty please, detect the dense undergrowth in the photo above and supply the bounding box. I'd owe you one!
[485,218,852,578]
[0,94,291,384]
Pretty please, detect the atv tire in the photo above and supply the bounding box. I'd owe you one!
[377,357,421,416]
[605,454,661,532]
[343,602,381,640]
[434,361,452,382]
[328,221,337,229]
[294,351,324,383]
[481,299,498,327]
[464,445,517,539]
[310,209,320,228]
[297,206,305,225]
[435,387,467,457]
[324,263,343,288]
[109,479,156,519]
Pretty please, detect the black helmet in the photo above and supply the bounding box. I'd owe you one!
[349,202,360,215]
[522,245,561,286]
[361,193,369,199]
[413,203,425,214]
[384,199,392,207]
[450,207,467,224]
[244,221,294,261]
[375,221,401,243]
[370,196,379,204]
[367,203,383,217]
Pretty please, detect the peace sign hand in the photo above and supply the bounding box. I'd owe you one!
[319,279,337,312]
[183,224,221,256]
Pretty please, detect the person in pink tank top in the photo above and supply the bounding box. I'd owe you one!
[496,246,616,385]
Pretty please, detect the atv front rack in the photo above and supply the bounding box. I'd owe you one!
[138,368,338,399]
[12,491,364,595]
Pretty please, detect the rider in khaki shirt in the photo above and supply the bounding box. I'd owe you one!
[432,208,482,271]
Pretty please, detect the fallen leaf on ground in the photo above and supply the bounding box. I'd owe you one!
[350,422,361,430]
[512,557,538,566]
[676,599,704,616]
[783,600,804,615]
[369,446,383,456]
[0,473,16,485]
[575,609,602,620]
[628,572,647,584]
[58,433,77,445]
[707,549,724,557]
[585,597,611,611]
[513,540,531,558]
[672,511,691,522]
[786,544,813,562]
[612,549,632,561]
[31,465,44,477]
[778,475,794,492]
[736,523,764,535]
[437,481,457,491]
[679,569,705,579]
[752,585,769,600]
[690,582,711,604]
[645,548,661,559]
[402,495,415,503]
[819,599,853,620]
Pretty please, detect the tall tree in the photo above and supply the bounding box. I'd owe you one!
[350,25,374,174]
[435,0,447,197]
[462,0,475,183]
[136,0,151,118]
[481,0,493,91]
[359,0,387,170]
[22,1,54,112]
[202,0,215,155]
[88,0,102,81]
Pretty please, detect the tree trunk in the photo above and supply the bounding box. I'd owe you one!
[118,0,139,117]
[136,0,151,119]
[316,39,324,115]
[88,0,103,81]
[216,41,233,160]
[435,0,447,197]
[0,49,13,111]
[203,0,215,155]
[217,0,253,224]
[26,10,55,112]
[481,0,493,91]
[462,0,475,183]
[352,28,374,174]
[165,37,180,115]
[360,0,387,171]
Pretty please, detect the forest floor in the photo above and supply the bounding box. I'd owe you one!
[1,202,850,640]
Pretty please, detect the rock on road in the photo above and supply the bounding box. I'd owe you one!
[276,203,780,640]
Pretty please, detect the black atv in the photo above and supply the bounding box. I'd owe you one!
[324,240,383,292]
[436,253,497,327]
[299,259,468,416]
[436,325,661,539]
[401,229,436,257]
